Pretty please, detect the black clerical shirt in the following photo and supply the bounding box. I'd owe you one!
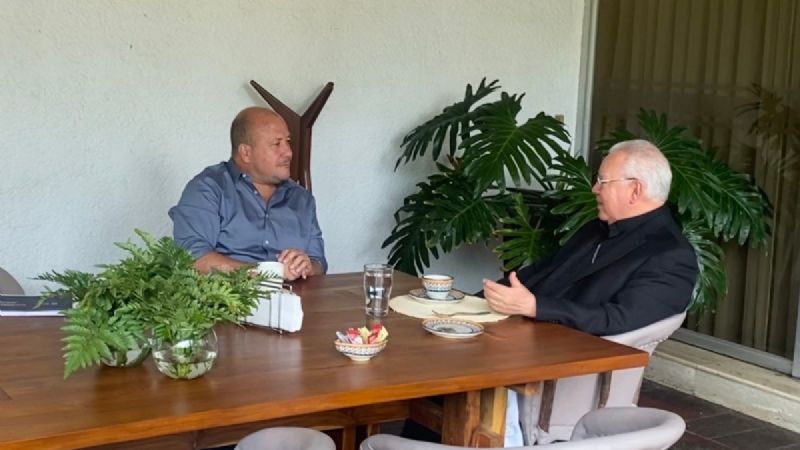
[531,207,665,301]
[512,205,697,335]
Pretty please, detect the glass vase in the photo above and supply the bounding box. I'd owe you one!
[151,330,218,380]
[101,337,151,368]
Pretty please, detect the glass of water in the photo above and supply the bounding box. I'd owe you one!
[363,263,394,317]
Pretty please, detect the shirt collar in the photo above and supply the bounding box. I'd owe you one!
[607,204,667,238]
[225,159,293,198]
[225,159,244,180]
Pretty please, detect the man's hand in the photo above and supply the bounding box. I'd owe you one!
[277,248,318,281]
[194,252,247,274]
[483,271,537,317]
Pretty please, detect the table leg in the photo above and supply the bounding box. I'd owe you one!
[442,387,507,447]
[341,426,357,450]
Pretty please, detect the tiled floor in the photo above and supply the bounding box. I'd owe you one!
[639,380,800,449]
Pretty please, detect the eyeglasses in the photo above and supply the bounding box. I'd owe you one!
[594,176,638,186]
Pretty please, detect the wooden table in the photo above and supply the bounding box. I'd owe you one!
[0,272,648,449]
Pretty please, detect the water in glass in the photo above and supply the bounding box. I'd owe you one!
[364,263,393,317]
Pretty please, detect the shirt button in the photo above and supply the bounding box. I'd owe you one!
[264,240,269,245]
[253,190,258,194]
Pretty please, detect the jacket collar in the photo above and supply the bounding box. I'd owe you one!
[571,205,671,282]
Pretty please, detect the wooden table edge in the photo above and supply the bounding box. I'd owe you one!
[0,351,648,450]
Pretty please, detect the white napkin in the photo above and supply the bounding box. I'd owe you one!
[246,290,303,332]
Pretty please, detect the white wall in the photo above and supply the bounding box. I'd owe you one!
[0,0,585,294]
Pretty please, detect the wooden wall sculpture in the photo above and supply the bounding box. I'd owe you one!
[249,80,334,193]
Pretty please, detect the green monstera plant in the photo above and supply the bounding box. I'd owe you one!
[383,78,570,275]
[383,79,772,313]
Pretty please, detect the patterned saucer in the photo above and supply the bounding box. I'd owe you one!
[422,318,484,339]
[409,288,465,304]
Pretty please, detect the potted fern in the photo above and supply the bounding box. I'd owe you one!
[40,230,269,379]
[140,266,264,379]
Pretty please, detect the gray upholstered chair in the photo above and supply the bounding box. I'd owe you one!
[360,407,685,450]
[516,312,687,444]
[0,267,24,295]
[235,427,336,450]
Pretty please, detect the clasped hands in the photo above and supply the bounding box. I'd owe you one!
[482,271,537,318]
[277,248,314,281]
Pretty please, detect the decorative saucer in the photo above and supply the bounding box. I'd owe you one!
[409,288,465,304]
[422,318,484,339]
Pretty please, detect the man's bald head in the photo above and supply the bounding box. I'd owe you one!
[230,107,283,156]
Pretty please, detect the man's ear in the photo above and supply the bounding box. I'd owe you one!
[630,180,643,204]
[237,143,252,163]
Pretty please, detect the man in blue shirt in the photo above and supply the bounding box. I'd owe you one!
[169,107,326,280]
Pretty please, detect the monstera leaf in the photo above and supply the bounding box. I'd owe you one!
[494,195,559,270]
[384,80,569,275]
[461,94,570,190]
[546,148,596,243]
[383,165,515,275]
[704,157,772,245]
[381,175,444,275]
[681,219,727,312]
[396,78,499,168]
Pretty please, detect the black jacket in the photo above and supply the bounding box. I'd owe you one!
[511,206,697,336]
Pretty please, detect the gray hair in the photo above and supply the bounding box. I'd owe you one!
[608,140,672,202]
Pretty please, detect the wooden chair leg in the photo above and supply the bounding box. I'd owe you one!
[537,380,557,433]
[596,371,612,408]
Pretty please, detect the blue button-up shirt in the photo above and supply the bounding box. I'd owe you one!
[169,160,327,272]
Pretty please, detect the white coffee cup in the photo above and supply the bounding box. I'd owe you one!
[422,274,454,300]
[258,261,284,280]
[257,261,284,293]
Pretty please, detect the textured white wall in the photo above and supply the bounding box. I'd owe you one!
[0,0,585,294]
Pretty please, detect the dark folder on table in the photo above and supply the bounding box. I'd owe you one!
[0,294,71,316]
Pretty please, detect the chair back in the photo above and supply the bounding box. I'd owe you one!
[604,312,687,353]
[518,312,686,444]
[235,427,335,450]
[0,267,24,295]
[359,407,685,450]
[541,407,686,449]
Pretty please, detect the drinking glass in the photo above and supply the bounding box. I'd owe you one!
[363,263,394,317]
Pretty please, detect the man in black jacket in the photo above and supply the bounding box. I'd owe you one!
[483,140,697,336]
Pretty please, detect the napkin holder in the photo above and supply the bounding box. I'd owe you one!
[246,286,303,333]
